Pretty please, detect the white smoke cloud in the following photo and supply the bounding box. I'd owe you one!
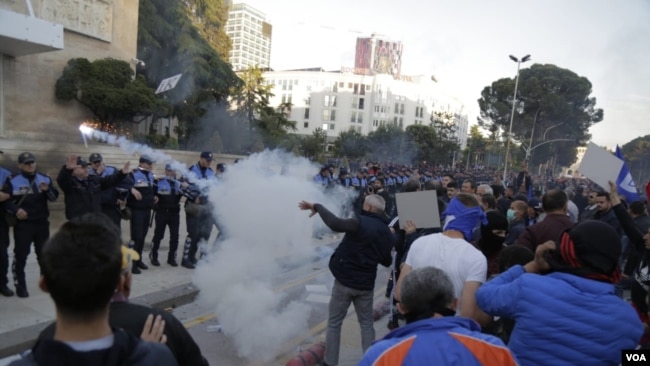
[80,127,356,361]
[193,149,355,362]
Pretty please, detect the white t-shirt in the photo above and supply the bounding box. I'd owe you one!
[405,233,487,313]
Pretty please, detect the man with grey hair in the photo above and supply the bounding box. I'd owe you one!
[360,267,517,365]
[476,184,494,197]
[299,194,394,366]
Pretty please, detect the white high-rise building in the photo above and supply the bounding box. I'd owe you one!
[224,3,272,71]
[263,69,469,150]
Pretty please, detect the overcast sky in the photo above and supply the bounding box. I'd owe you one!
[239,0,650,149]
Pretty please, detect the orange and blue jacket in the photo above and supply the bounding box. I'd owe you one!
[358,317,518,366]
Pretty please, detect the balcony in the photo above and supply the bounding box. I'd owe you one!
[0,7,63,57]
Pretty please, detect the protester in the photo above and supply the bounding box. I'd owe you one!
[10,213,176,366]
[359,267,518,366]
[476,220,643,365]
[299,195,393,366]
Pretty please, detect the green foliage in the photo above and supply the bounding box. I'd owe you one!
[55,58,168,131]
[134,133,179,149]
[333,130,368,160]
[300,128,327,160]
[257,102,298,149]
[464,125,488,162]
[621,135,650,185]
[478,63,602,167]
[137,0,241,149]
[404,124,437,163]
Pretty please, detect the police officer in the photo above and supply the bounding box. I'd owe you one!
[56,155,129,220]
[125,155,157,274]
[182,152,216,269]
[2,152,59,297]
[88,153,129,230]
[150,164,186,267]
[0,151,13,297]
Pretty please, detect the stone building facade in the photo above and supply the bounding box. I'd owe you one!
[1,0,139,142]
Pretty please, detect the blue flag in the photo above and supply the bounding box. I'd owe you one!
[615,146,640,202]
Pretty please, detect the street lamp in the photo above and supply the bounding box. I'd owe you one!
[502,54,531,183]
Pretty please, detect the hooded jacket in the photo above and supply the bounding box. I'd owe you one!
[476,265,643,366]
[10,329,177,366]
[358,317,517,366]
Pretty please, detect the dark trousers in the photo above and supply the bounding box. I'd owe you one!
[0,219,9,287]
[13,220,49,288]
[102,205,122,232]
[151,208,180,259]
[184,213,213,261]
[129,208,151,259]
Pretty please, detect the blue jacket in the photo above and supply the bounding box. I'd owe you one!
[476,265,643,366]
[359,317,518,366]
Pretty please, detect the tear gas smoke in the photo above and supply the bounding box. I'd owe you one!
[80,125,357,361]
[193,149,356,362]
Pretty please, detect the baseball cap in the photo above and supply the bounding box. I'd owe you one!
[18,152,36,164]
[216,163,225,172]
[139,155,155,164]
[528,198,543,211]
[89,153,103,163]
[76,157,89,167]
[121,245,140,270]
[165,163,173,170]
[200,152,213,161]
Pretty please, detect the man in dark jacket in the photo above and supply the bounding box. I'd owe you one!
[38,242,208,366]
[125,155,158,274]
[594,191,622,236]
[515,189,575,252]
[299,194,394,366]
[10,213,176,366]
[57,155,128,220]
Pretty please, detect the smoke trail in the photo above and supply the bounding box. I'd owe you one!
[193,149,356,362]
[82,126,359,360]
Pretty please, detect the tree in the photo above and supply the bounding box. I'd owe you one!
[137,0,241,149]
[186,0,232,60]
[333,130,369,160]
[429,112,461,165]
[464,125,488,165]
[478,64,603,167]
[256,102,297,149]
[404,124,437,163]
[621,135,650,185]
[55,58,167,132]
[231,66,274,133]
[300,128,327,161]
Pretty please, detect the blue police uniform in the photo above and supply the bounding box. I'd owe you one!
[3,171,59,296]
[125,168,155,269]
[151,176,183,266]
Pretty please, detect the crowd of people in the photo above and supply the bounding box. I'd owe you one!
[304,160,650,365]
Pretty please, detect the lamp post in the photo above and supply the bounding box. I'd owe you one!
[502,54,531,183]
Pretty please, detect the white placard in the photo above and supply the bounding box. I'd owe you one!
[578,142,624,190]
[395,190,441,229]
[155,73,183,94]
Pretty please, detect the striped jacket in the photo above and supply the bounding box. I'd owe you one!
[358,317,517,366]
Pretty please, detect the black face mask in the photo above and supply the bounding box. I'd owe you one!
[479,211,509,256]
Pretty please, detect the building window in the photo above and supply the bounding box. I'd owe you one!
[400,104,405,115]
[329,123,335,130]
[393,117,398,125]
[399,117,404,128]
[360,84,365,95]
[366,84,371,91]
[353,83,359,95]
[394,103,399,114]
[305,96,311,105]
[358,98,364,110]
[322,123,328,130]
[348,82,353,89]
[351,111,363,123]
[373,120,379,127]
[322,109,336,121]
[324,95,337,107]
[303,122,309,128]
[304,108,310,119]
[281,94,292,104]
[332,83,338,92]
[374,105,380,112]
[339,82,344,88]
